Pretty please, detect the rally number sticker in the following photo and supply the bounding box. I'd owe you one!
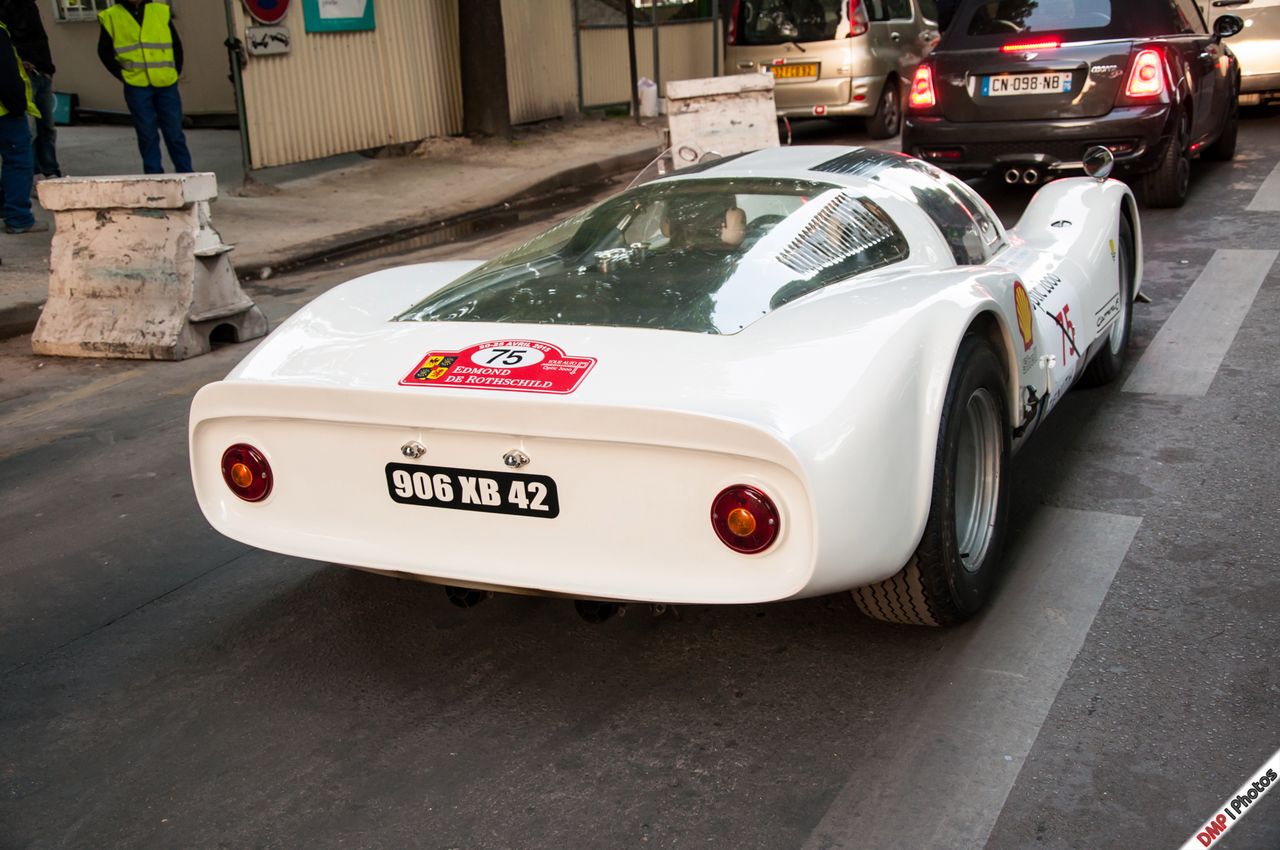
[385,463,560,519]
[400,339,595,395]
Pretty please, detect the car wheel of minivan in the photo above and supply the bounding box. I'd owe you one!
[867,77,901,140]
[1140,116,1191,208]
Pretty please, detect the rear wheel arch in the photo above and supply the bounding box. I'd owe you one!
[965,310,1021,433]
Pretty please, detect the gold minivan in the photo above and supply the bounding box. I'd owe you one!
[726,0,941,138]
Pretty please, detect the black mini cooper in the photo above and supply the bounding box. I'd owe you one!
[901,0,1244,207]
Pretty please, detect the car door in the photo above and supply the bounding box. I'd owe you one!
[913,0,942,59]
[869,0,918,80]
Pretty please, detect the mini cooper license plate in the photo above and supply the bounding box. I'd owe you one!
[386,463,560,519]
[982,72,1072,97]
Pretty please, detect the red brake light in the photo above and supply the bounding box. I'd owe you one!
[711,486,780,554]
[1000,39,1062,53]
[1126,48,1166,97]
[909,64,936,109]
[848,0,868,37]
[221,443,273,502]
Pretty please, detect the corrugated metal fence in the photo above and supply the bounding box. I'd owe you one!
[578,20,721,108]
[235,0,577,169]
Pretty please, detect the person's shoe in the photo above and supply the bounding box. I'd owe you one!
[4,221,50,234]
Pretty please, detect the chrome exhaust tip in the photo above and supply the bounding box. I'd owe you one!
[1004,168,1022,185]
[1022,168,1041,185]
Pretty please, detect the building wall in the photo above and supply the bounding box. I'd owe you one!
[231,0,464,169]
[39,0,236,116]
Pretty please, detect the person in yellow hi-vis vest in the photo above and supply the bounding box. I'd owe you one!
[97,0,193,174]
[0,16,45,234]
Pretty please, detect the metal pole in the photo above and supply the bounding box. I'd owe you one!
[572,0,584,113]
[221,0,253,184]
[711,0,720,76]
[625,0,640,123]
[651,2,661,97]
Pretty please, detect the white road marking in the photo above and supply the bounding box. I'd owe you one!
[803,507,1142,850]
[1246,160,1280,213]
[1123,249,1278,397]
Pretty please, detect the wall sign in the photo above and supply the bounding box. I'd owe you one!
[243,0,291,25]
[246,25,292,56]
[302,0,376,33]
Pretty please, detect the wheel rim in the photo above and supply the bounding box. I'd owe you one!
[1109,236,1131,355]
[953,388,1002,574]
[883,85,900,134]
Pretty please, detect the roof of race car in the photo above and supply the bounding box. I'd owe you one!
[654,146,939,203]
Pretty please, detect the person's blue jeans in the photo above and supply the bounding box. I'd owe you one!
[0,113,35,230]
[29,73,62,178]
[123,83,194,174]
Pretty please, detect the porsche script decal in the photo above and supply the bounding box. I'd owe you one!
[400,340,596,395]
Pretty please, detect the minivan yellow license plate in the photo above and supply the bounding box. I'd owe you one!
[771,63,818,80]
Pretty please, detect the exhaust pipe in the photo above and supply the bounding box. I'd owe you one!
[1022,168,1041,185]
[1004,168,1022,185]
[444,586,492,609]
[575,599,625,624]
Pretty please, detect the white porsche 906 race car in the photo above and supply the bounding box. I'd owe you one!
[190,145,1141,626]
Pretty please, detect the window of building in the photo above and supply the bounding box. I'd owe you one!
[51,0,115,24]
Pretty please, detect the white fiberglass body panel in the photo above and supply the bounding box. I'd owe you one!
[190,146,1139,604]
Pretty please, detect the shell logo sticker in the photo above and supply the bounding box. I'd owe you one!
[1014,281,1034,352]
[401,340,596,395]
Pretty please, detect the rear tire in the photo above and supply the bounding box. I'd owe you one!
[852,335,1011,626]
[867,77,901,140]
[1079,215,1135,387]
[1207,94,1239,162]
[1140,117,1191,208]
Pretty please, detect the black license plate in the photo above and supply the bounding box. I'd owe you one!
[385,463,560,519]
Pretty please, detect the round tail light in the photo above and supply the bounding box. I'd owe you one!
[221,444,273,502]
[711,486,779,554]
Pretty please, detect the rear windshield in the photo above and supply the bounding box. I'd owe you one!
[966,0,1113,35]
[734,0,852,45]
[397,178,910,335]
[945,0,1146,45]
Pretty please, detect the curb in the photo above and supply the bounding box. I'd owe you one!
[0,145,659,343]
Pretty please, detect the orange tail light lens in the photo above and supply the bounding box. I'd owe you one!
[909,64,936,109]
[711,486,779,554]
[1126,49,1166,98]
[221,444,273,502]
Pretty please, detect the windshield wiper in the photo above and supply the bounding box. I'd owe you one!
[788,40,807,52]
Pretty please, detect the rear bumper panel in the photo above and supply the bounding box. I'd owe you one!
[190,382,818,605]
[1241,70,1280,94]
[902,104,1173,175]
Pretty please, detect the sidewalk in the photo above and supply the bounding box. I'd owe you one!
[0,117,664,340]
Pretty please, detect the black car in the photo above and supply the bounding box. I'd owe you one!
[901,0,1245,207]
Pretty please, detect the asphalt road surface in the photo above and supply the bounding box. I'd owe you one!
[3,113,1279,850]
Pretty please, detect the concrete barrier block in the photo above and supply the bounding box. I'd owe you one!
[31,174,267,361]
[665,74,779,169]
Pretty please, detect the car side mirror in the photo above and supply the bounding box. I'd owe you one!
[1214,15,1244,39]
[1083,146,1115,182]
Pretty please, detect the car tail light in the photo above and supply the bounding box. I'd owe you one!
[221,443,273,502]
[726,0,740,44]
[711,486,779,554]
[1125,48,1166,98]
[909,64,936,109]
[1000,39,1062,53]
[848,0,869,37]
